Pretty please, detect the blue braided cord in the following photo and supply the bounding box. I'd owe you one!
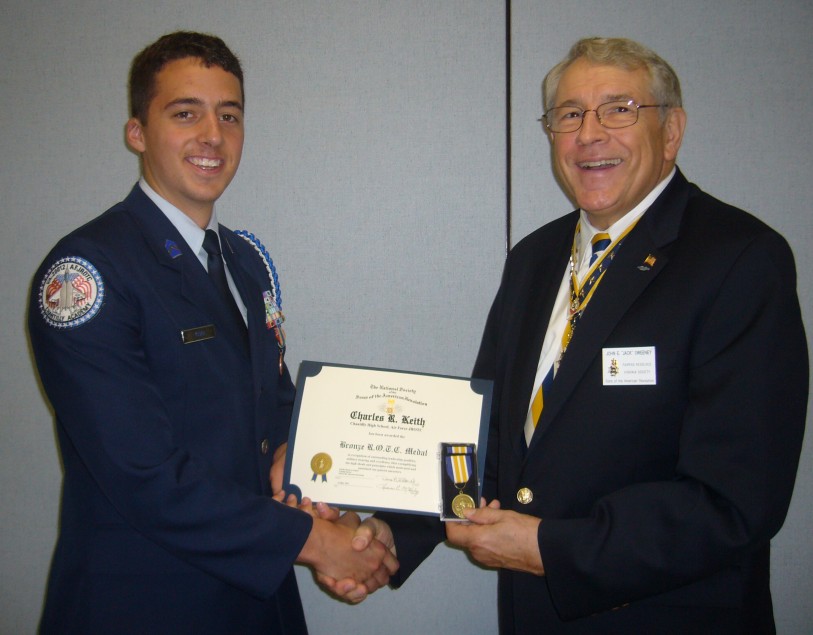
[234,230,282,308]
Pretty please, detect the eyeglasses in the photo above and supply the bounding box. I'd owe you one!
[540,100,667,133]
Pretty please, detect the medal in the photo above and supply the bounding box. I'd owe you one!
[451,492,475,518]
[262,290,286,374]
[445,445,475,519]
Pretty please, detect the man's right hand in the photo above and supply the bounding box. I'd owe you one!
[313,509,396,603]
[291,498,398,603]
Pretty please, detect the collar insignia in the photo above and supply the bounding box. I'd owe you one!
[164,239,183,259]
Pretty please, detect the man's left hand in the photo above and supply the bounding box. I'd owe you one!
[445,500,544,576]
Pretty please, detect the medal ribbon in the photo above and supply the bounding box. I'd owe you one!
[445,446,473,488]
[527,219,642,444]
[560,219,641,359]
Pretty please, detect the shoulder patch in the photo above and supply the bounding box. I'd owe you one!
[38,256,105,328]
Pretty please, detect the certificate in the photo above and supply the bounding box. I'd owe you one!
[283,361,492,516]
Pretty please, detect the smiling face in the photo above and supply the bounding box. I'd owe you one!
[548,58,685,229]
[125,57,244,227]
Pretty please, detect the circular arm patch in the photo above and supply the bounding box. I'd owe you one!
[38,256,105,328]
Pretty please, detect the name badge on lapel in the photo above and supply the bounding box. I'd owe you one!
[602,346,656,385]
[181,324,216,344]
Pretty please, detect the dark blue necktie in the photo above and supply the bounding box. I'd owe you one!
[525,231,615,445]
[589,233,612,266]
[202,229,248,347]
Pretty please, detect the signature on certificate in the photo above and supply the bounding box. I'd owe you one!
[381,476,420,497]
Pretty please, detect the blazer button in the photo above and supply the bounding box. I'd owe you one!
[260,439,270,455]
[516,487,533,504]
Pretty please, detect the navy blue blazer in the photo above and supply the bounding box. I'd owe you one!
[29,185,313,634]
[385,170,808,634]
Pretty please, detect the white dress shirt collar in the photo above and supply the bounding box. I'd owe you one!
[576,167,676,271]
[138,178,220,267]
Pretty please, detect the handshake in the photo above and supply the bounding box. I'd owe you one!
[269,441,544,603]
[271,443,397,603]
[287,494,397,603]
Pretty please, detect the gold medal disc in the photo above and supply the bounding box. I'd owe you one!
[451,493,476,518]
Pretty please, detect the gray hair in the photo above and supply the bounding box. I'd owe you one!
[543,37,682,116]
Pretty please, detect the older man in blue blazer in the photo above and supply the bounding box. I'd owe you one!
[335,37,808,635]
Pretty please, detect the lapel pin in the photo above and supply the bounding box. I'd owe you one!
[637,254,657,271]
[164,239,183,259]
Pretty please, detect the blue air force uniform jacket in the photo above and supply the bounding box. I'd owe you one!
[29,185,312,634]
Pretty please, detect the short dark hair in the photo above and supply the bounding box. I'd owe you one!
[128,31,244,123]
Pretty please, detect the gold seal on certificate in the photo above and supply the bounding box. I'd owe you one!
[310,452,332,482]
[283,362,492,516]
[451,492,476,518]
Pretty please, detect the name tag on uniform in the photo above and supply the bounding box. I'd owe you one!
[602,346,656,385]
[181,324,216,344]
